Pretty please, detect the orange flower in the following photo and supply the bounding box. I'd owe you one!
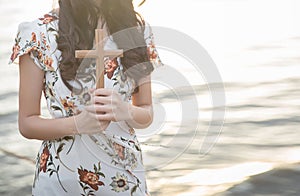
[78,169,104,191]
[129,127,135,135]
[41,32,47,46]
[147,42,158,60]
[113,142,125,160]
[10,44,20,62]
[60,98,76,111]
[32,46,38,51]
[44,56,53,69]
[37,51,43,59]
[39,14,58,24]
[104,58,118,79]
[39,146,50,172]
[31,32,37,43]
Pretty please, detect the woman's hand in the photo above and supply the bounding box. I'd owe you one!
[85,88,132,122]
[73,109,111,134]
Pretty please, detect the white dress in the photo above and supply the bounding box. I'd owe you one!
[9,10,163,196]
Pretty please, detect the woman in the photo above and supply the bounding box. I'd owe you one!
[9,0,163,195]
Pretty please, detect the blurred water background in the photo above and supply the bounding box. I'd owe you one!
[0,0,300,195]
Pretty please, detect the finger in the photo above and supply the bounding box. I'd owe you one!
[96,113,114,121]
[85,105,111,113]
[92,88,113,96]
[91,96,111,104]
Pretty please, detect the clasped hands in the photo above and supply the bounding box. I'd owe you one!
[74,88,132,134]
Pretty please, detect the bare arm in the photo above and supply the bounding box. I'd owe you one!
[18,54,77,140]
[127,75,153,129]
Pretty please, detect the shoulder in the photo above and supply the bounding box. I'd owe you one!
[17,10,59,35]
[9,10,59,71]
[15,10,58,46]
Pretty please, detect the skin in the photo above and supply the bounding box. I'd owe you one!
[18,52,153,140]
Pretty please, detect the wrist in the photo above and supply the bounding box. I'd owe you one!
[67,115,80,136]
[125,102,134,122]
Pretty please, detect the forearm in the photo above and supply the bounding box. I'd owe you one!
[126,104,153,129]
[18,114,77,140]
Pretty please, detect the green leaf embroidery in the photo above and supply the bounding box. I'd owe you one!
[57,143,65,154]
[131,185,138,196]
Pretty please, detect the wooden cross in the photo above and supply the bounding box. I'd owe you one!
[75,29,123,88]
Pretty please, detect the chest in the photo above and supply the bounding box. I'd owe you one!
[43,37,135,118]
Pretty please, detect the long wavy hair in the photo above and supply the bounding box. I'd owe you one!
[57,0,153,94]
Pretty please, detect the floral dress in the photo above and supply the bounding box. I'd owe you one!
[9,10,163,196]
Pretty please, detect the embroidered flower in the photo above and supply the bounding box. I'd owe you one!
[31,32,37,43]
[10,44,20,62]
[39,146,50,172]
[82,92,91,104]
[78,168,104,191]
[129,127,135,135]
[112,66,136,101]
[104,58,118,79]
[113,142,125,160]
[60,97,77,115]
[110,172,130,192]
[43,56,54,70]
[39,14,58,24]
[61,98,75,110]
[147,40,158,61]
[127,152,138,170]
[41,32,47,46]
[75,86,91,105]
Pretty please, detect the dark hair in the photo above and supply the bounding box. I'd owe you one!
[57,0,153,94]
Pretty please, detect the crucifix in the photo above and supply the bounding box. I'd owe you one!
[75,29,123,88]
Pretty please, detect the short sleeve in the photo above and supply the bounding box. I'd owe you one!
[8,21,53,71]
[144,22,164,69]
